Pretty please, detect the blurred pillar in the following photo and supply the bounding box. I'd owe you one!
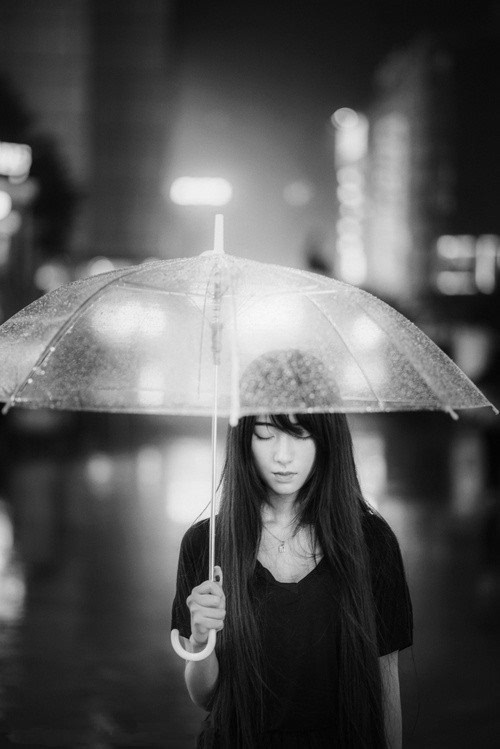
[366,38,455,305]
[0,0,91,254]
[0,0,177,261]
[88,0,175,259]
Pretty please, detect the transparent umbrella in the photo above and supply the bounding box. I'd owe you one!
[0,216,496,660]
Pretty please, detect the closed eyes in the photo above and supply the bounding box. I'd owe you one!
[253,422,312,441]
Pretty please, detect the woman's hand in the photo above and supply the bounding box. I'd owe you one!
[187,565,225,646]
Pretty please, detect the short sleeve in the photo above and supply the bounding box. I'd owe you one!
[364,512,413,656]
[171,520,210,639]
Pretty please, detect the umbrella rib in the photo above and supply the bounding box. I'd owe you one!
[228,265,241,425]
[352,297,459,415]
[3,266,146,411]
[118,284,202,298]
[303,293,384,408]
[120,280,210,318]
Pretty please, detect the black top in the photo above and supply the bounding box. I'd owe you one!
[171,511,413,744]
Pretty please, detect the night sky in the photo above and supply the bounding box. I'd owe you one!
[171,0,497,110]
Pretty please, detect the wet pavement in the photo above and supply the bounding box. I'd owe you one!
[0,410,499,748]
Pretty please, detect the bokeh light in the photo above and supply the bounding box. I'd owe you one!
[169,177,233,206]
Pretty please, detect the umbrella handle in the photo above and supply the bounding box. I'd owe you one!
[170,628,217,661]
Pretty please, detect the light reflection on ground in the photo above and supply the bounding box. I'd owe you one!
[0,501,25,625]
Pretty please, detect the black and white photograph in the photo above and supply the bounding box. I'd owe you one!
[0,1,499,747]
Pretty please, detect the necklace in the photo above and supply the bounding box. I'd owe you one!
[262,522,296,553]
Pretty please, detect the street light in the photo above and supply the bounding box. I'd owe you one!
[169,177,233,206]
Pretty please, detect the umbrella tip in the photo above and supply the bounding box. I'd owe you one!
[199,214,225,257]
[213,214,224,254]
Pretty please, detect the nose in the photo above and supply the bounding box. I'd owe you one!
[273,433,293,464]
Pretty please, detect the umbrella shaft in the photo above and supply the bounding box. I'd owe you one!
[210,267,223,366]
[209,363,218,583]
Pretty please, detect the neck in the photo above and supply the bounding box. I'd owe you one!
[262,492,299,526]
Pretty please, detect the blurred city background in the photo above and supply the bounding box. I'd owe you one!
[0,0,499,746]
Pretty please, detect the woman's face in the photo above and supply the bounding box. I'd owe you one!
[251,415,316,500]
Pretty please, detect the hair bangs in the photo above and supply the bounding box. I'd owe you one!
[264,412,319,437]
[267,413,301,435]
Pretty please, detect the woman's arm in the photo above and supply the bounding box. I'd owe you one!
[181,636,220,710]
[183,565,225,710]
[379,650,402,749]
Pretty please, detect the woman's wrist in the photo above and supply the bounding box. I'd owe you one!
[189,633,208,651]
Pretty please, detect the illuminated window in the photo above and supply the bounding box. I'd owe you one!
[366,114,411,296]
[0,191,12,221]
[475,235,498,294]
[435,234,499,295]
[332,109,369,164]
[331,107,359,129]
[0,142,32,181]
[332,109,368,285]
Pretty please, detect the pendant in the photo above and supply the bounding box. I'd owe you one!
[278,543,285,553]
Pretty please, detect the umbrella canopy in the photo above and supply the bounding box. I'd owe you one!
[0,234,495,661]
[0,248,494,421]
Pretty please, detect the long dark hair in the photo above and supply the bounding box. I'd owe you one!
[209,411,386,748]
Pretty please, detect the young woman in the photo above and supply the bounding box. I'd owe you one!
[171,353,413,748]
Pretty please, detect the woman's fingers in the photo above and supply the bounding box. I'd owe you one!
[187,569,226,643]
[214,565,223,586]
[187,596,226,618]
[189,593,223,608]
[191,579,225,604]
[189,586,224,605]
[191,612,225,630]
